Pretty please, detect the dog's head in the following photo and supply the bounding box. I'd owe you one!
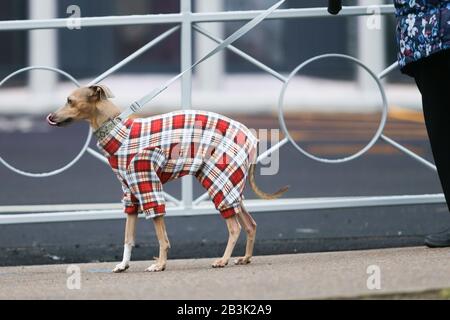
[47,85,115,127]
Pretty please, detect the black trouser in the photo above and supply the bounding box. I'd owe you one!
[408,49,450,211]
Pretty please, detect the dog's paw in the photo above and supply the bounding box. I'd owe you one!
[212,258,229,268]
[112,262,130,273]
[145,263,166,272]
[234,256,252,265]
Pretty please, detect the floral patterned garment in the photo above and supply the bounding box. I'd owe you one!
[395,0,450,70]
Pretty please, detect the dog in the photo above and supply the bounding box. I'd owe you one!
[47,85,288,272]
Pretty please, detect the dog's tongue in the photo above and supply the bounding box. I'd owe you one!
[46,114,58,127]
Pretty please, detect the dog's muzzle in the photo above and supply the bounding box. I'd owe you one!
[47,114,73,127]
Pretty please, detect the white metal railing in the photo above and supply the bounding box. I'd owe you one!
[0,1,445,224]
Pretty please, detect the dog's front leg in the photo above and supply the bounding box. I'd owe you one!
[113,213,138,273]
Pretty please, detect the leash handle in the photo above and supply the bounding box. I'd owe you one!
[328,0,342,15]
[120,0,285,119]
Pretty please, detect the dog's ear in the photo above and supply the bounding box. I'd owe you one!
[88,85,115,101]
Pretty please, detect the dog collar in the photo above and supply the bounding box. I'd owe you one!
[94,117,122,140]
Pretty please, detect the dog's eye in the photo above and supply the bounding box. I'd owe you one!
[67,98,72,105]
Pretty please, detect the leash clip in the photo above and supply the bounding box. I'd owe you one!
[130,102,141,114]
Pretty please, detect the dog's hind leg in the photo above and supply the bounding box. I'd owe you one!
[146,216,170,272]
[113,213,138,273]
[235,201,257,265]
[212,215,241,268]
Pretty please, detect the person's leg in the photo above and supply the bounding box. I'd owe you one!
[412,50,450,247]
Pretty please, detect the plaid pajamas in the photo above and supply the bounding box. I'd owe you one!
[96,110,258,219]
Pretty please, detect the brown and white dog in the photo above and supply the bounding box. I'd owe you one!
[47,85,288,273]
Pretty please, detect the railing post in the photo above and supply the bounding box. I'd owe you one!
[357,0,386,109]
[180,0,193,209]
[195,0,225,91]
[28,0,58,111]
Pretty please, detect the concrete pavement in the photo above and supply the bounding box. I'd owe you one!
[1,246,449,299]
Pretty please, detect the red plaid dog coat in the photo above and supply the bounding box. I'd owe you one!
[96,110,258,219]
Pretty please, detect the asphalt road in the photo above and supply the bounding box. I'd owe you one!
[1,247,449,300]
[0,110,449,266]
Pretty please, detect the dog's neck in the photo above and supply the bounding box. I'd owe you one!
[89,100,121,130]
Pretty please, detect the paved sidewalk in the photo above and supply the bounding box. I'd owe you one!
[0,247,449,299]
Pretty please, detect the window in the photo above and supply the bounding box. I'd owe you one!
[58,0,180,78]
[224,0,353,79]
[0,0,28,85]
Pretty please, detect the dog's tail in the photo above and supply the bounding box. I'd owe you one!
[248,164,289,200]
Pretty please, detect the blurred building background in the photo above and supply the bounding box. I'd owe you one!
[0,0,420,114]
